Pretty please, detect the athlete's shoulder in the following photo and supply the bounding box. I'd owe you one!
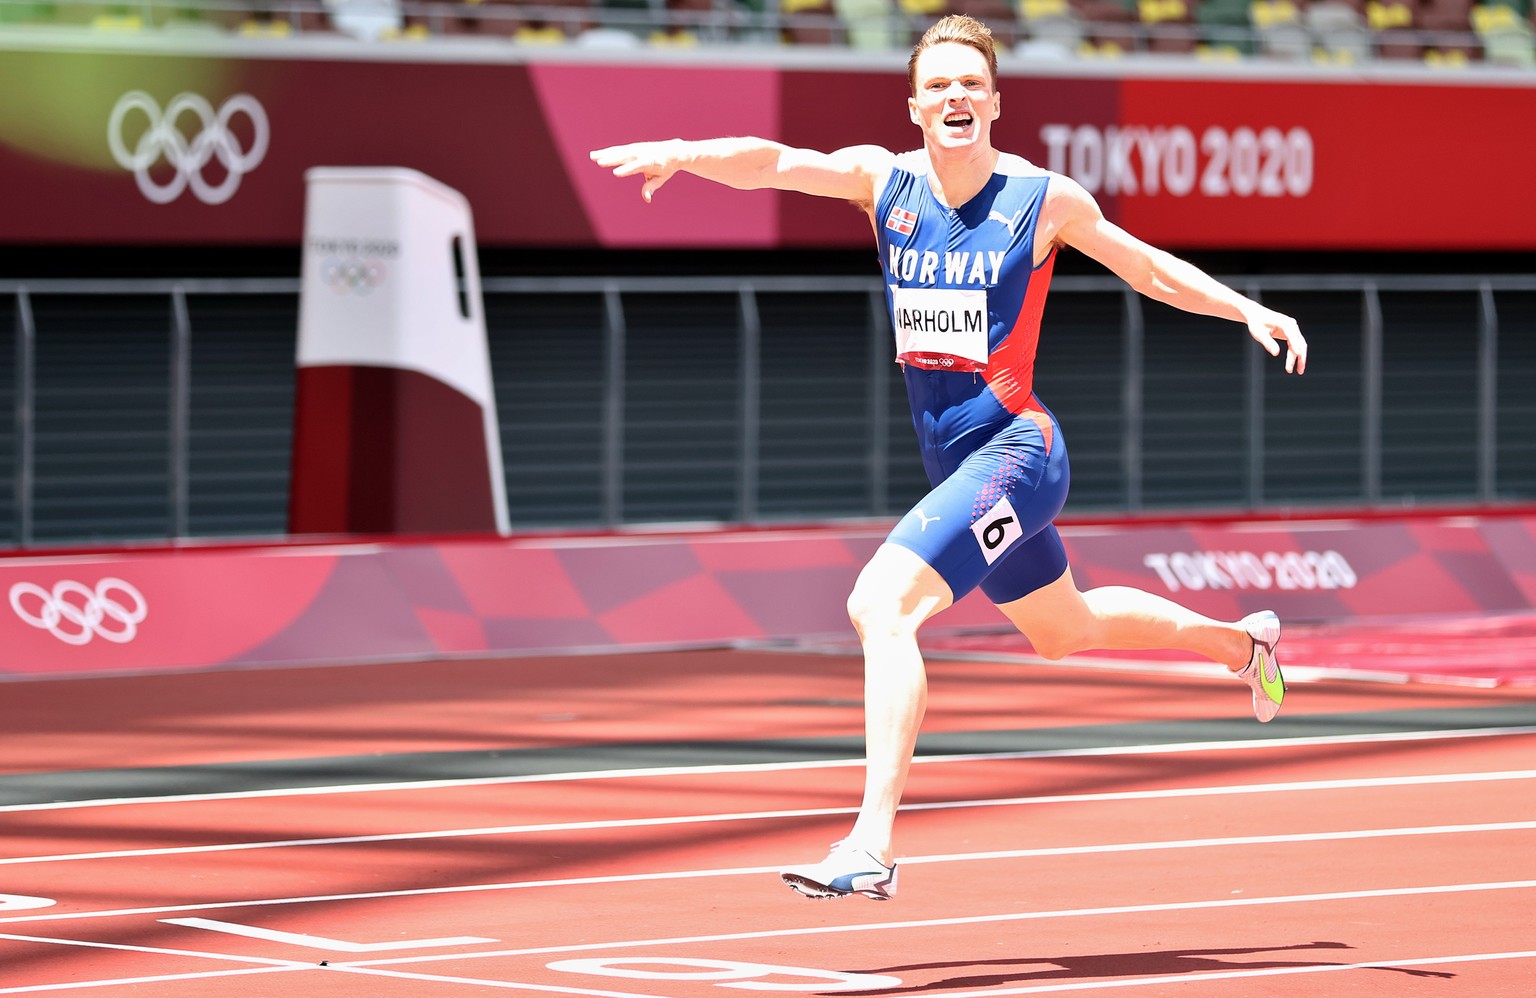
[824,143,898,172]
[995,153,1051,179]
[892,149,932,176]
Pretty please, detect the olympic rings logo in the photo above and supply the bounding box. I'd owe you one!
[107,90,270,206]
[322,257,388,296]
[8,578,148,646]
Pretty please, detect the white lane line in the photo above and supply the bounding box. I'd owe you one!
[0,863,781,926]
[3,822,1530,928]
[5,768,1534,867]
[0,967,302,995]
[910,949,1536,996]
[327,965,660,996]
[0,930,315,994]
[5,725,1533,813]
[0,930,307,967]
[898,820,1536,865]
[340,879,1536,968]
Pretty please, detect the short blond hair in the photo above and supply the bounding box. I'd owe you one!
[907,15,999,94]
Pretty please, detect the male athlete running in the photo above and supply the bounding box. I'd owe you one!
[591,14,1306,902]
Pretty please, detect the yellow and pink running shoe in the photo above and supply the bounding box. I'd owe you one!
[1238,610,1286,722]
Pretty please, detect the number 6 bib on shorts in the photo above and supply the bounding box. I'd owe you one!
[891,286,989,372]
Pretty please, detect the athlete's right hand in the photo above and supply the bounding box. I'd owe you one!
[589,141,685,203]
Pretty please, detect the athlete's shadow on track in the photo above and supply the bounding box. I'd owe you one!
[841,941,1455,993]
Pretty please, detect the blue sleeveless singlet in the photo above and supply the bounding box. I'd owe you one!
[875,150,1070,604]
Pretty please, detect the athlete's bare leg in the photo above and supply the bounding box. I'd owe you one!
[842,543,953,867]
[996,565,1252,668]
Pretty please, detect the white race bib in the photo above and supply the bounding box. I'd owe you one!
[890,286,989,372]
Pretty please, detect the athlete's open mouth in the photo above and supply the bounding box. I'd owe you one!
[943,113,974,130]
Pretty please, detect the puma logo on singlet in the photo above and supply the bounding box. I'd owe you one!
[914,508,941,531]
[988,208,1024,238]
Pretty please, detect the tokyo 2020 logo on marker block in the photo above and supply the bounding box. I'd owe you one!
[290,167,509,536]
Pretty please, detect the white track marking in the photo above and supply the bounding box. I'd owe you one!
[325,965,666,996]
[4,768,1533,867]
[0,930,306,967]
[339,879,1536,967]
[160,916,496,951]
[898,820,1536,865]
[0,865,783,926]
[7,890,1534,994]
[0,929,315,994]
[4,725,1533,813]
[3,821,1531,928]
[0,967,302,995]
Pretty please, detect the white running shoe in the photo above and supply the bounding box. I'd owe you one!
[1237,610,1285,722]
[780,841,897,900]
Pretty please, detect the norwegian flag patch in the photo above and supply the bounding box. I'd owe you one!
[884,206,917,236]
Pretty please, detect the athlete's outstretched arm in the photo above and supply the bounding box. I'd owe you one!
[1047,175,1307,374]
[590,138,892,207]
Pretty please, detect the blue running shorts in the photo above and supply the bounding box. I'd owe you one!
[885,410,1070,605]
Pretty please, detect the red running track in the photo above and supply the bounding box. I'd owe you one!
[2,649,1535,996]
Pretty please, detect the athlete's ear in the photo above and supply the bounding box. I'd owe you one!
[908,96,920,127]
[992,88,1001,121]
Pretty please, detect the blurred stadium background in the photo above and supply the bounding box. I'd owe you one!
[0,4,1532,576]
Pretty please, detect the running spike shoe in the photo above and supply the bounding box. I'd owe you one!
[780,841,897,900]
[1237,609,1285,722]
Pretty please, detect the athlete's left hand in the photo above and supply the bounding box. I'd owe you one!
[1246,307,1307,374]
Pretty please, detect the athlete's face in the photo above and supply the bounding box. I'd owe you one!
[908,43,1000,153]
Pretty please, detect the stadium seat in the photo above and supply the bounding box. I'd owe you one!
[1250,0,1312,57]
[834,0,897,49]
[399,0,491,36]
[1138,0,1199,52]
[1071,0,1139,52]
[1417,0,1482,58]
[1307,0,1373,60]
[93,7,145,29]
[575,23,645,41]
[225,1,331,36]
[782,0,848,44]
[0,1,52,21]
[1472,1,1535,62]
[1016,0,1088,55]
[658,0,720,43]
[1194,0,1258,53]
[1367,0,1422,58]
[955,0,1023,45]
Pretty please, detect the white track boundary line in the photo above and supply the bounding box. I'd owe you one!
[2,820,1531,927]
[0,967,303,996]
[4,768,1533,867]
[339,879,1536,967]
[5,725,1534,813]
[0,930,306,968]
[0,930,315,994]
[898,819,1536,864]
[329,965,661,997]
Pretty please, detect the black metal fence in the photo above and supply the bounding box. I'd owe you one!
[4,273,1534,547]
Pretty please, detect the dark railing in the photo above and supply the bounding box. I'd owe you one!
[3,274,1534,548]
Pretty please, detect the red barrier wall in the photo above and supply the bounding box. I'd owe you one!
[3,513,1534,678]
[1,45,1532,251]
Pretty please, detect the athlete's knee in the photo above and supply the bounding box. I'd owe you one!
[847,583,917,642]
[846,543,952,643]
[1026,623,1093,661]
